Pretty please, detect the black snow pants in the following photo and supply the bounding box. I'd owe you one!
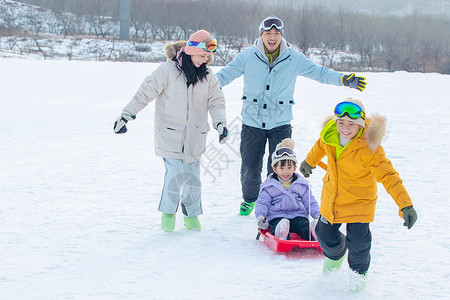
[315,216,372,274]
[240,124,292,203]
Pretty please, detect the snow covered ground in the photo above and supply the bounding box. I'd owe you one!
[1,58,449,299]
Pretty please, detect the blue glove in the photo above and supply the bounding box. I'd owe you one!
[216,122,229,144]
[342,73,367,91]
[113,114,136,134]
[401,206,417,229]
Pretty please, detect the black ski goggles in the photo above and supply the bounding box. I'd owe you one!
[261,17,284,31]
[273,147,296,159]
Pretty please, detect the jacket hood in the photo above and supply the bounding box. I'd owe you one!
[164,40,214,65]
[322,114,386,151]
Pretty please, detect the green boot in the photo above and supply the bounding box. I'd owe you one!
[323,254,346,275]
[161,213,175,232]
[240,201,255,216]
[184,216,201,231]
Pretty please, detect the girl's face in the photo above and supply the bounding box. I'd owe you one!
[336,119,362,140]
[190,54,210,68]
[272,161,296,181]
[261,28,282,54]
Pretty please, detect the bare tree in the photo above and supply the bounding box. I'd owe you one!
[1,3,24,35]
[5,0,450,72]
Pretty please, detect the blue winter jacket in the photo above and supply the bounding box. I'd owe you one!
[255,173,320,222]
[216,38,344,130]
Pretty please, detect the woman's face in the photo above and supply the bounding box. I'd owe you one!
[190,54,210,68]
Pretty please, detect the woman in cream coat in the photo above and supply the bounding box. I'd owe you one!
[114,30,228,232]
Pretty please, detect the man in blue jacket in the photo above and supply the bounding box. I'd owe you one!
[215,16,367,216]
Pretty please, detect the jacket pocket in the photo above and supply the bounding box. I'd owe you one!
[157,123,184,153]
[349,185,375,199]
[190,123,209,155]
[322,173,330,183]
[321,173,332,199]
[275,99,295,123]
[241,95,260,120]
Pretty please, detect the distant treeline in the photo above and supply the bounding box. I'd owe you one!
[6,0,450,73]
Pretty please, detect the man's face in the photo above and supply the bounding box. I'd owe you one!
[261,28,282,54]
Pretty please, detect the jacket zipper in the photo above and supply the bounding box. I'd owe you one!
[254,52,291,73]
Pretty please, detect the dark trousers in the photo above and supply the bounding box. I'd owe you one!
[315,216,372,274]
[269,217,313,241]
[240,124,292,202]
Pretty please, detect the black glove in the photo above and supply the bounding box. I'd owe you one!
[342,73,367,92]
[401,206,417,229]
[300,160,315,178]
[113,114,136,134]
[216,122,229,144]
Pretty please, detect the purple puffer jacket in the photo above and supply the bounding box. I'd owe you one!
[255,173,320,221]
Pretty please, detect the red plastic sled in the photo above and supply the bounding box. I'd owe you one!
[257,228,322,253]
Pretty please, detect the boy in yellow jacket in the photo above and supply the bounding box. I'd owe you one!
[300,98,417,283]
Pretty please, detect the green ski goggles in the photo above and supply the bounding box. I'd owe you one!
[334,101,366,120]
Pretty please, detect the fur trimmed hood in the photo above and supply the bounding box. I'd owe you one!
[322,114,386,151]
[164,40,214,65]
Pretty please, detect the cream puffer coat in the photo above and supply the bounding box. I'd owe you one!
[122,41,227,163]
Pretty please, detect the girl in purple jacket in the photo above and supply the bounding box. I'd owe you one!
[255,138,320,240]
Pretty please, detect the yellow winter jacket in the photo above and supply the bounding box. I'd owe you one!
[305,115,413,224]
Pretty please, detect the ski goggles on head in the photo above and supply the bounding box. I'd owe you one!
[334,101,366,120]
[260,17,284,31]
[273,147,296,159]
[186,38,218,52]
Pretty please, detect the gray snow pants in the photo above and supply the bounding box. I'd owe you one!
[158,158,202,217]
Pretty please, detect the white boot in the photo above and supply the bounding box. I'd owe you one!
[274,218,290,240]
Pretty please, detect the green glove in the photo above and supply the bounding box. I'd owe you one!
[342,73,367,92]
[401,206,417,229]
[300,160,315,178]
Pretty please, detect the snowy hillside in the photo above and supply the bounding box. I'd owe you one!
[0,0,368,67]
[1,59,449,299]
[0,0,170,62]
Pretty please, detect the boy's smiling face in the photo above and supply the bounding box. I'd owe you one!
[336,118,362,140]
[261,28,282,54]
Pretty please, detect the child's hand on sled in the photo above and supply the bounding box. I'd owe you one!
[257,216,269,230]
